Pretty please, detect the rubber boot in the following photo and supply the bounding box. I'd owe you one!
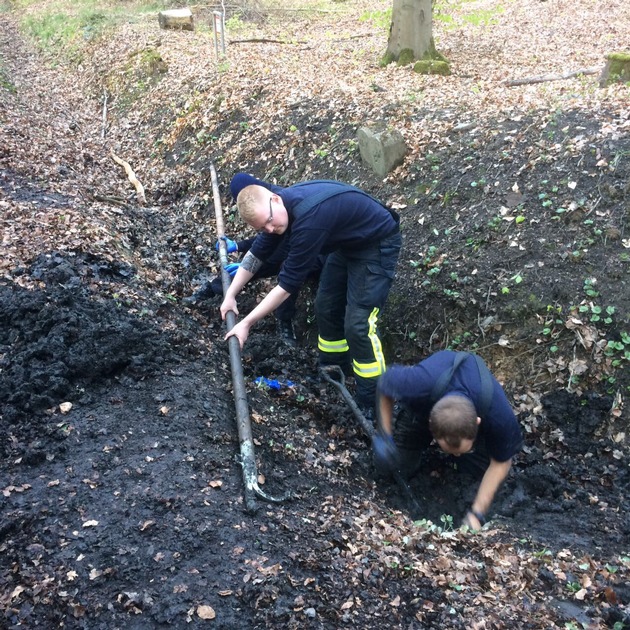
[183,277,222,306]
[276,318,297,347]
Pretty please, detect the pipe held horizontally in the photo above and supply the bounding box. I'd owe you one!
[209,164,290,512]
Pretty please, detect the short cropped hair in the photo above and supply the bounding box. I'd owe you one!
[237,185,267,223]
[429,394,478,449]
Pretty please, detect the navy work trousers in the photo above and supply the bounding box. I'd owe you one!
[315,230,401,408]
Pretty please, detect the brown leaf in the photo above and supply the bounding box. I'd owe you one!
[197,605,216,619]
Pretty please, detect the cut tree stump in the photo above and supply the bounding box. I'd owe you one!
[599,52,630,87]
[158,8,194,31]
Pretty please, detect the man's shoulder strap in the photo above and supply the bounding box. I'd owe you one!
[472,354,494,418]
[290,180,387,218]
[430,352,494,417]
[430,352,469,405]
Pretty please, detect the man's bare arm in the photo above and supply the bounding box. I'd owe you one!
[463,457,512,529]
[224,284,291,348]
[224,251,260,299]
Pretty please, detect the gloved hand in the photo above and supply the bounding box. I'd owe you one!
[225,263,241,278]
[216,236,238,254]
[372,433,400,472]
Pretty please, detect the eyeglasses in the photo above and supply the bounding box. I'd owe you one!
[257,198,274,233]
[265,197,274,225]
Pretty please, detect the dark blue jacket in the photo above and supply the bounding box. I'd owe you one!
[249,181,397,295]
[378,351,523,462]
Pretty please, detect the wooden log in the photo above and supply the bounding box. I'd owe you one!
[158,8,194,31]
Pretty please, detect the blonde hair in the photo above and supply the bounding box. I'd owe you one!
[236,185,268,223]
[429,395,478,449]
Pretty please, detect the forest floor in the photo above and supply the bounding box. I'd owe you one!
[1,0,630,628]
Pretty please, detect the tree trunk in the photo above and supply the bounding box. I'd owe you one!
[385,0,433,63]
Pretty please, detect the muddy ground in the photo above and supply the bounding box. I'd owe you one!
[1,3,630,629]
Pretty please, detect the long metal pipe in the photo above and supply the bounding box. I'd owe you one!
[209,164,289,512]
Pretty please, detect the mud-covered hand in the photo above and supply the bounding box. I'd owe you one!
[216,236,238,253]
[462,510,486,531]
[224,263,241,278]
[372,433,400,471]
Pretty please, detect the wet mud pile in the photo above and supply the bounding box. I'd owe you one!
[1,261,629,628]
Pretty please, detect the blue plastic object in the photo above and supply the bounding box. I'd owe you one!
[255,376,295,390]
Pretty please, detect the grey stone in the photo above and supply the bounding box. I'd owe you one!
[357,126,407,177]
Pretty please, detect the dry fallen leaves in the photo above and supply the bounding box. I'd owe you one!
[3,484,32,497]
[197,605,216,620]
[139,520,155,531]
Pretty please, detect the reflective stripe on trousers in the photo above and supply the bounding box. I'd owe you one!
[317,336,349,354]
[351,307,386,378]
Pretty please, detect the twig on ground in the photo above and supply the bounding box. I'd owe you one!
[428,323,442,347]
[228,38,306,45]
[484,285,492,313]
[110,150,146,205]
[504,67,599,87]
[229,31,376,46]
[101,91,108,140]
[566,345,578,393]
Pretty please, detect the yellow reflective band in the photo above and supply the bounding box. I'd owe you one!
[352,359,383,378]
[318,336,349,353]
[368,307,386,372]
[352,307,386,378]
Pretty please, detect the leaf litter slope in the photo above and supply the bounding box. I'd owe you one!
[1,0,630,628]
